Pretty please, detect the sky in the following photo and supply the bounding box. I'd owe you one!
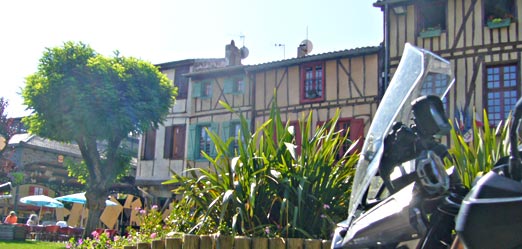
[0,0,383,118]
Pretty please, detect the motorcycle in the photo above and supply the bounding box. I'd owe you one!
[331,43,522,249]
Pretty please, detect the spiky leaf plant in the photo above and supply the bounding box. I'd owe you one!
[164,100,357,239]
[447,109,511,188]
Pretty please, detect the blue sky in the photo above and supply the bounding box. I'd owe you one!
[0,0,383,117]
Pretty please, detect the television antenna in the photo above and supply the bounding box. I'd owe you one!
[275,43,286,59]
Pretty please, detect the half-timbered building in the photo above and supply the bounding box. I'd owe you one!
[374,0,522,127]
[136,58,227,199]
[247,46,382,155]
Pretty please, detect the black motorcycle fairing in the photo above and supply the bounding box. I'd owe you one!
[456,170,522,249]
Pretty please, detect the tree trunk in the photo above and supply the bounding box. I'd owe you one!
[84,188,108,237]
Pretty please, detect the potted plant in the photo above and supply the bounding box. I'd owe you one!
[487,14,513,29]
[419,25,442,38]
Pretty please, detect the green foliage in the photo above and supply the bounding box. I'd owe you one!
[67,230,113,249]
[447,109,511,188]
[164,101,357,239]
[22,41,176,234]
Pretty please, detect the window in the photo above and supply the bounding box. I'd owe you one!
[192,81,212,99]
[485,64,519,126]
[187,123,218,160]
[318,118,364,158]
[484,0,515,24]
[164,125,186,159]
[29,186,46,195]
[174,66,190,99]
[300,61,325,103]
[224,77,245,94]
[141,129,156,160]
[417,0,447,36]
[222,121,243,155]
[421,72,449,111]
[336,118,365,157]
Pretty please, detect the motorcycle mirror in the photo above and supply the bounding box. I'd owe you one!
[411,95,451,137]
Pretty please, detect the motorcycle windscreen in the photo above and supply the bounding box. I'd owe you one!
[346,43,454,226]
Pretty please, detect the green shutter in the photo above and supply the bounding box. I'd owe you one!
[223,79,234,94]
[187,125,197,160]
[192,82,201,98]
[221,121,231,141]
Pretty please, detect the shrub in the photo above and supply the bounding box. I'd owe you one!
[447,109,511,188]
[163,101,357,239]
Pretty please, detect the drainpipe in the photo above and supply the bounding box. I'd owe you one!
[383,2,390,93]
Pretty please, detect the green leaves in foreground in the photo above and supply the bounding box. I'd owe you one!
[164,101,357,239]
[447,109,511,188]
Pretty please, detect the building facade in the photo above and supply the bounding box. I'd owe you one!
[137,41,383,200]
[375,0,522,127]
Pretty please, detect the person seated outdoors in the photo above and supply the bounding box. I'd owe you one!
[26,214,38,226]
[3,211,17,224]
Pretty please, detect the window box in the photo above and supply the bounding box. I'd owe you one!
[419,27,441,38]
[487,18,511,29]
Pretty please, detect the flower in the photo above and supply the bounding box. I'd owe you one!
[140,209,146,215]
[91,230,99,239]
[152,205,158,210]
[151,232,157,239]
[323,204,330,209]
[265,226,270,235]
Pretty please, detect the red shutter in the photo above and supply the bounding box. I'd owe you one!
[349,118,365,153]
[29,186,35,195]
[173,125,186,159]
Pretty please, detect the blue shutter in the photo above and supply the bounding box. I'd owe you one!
[192,82,201,98]
[223,79,234,94]
[187,125,197,160]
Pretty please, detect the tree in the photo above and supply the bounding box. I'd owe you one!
[0,97,20,182]
[22,41,176,234]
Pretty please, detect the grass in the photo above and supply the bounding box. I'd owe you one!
[0,240,65,249]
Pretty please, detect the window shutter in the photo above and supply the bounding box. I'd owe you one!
[173,125,186,159]
[43,189,49,196]
[221,121,231,142]
[210,122,219,157]
[187,125,197,160]
[192,82,201,98]
[29,186,35,195]
[223,79,234,94]
[164,126,173,159]
[349,118,365,153]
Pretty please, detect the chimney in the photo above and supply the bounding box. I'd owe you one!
[225,40,241,66]
[297,43,307,58]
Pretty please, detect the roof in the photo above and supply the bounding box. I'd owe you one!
[183,65,247,78]
[184,46,382,78]
[9,133,81,156]
[373,0,412,8]
[247,46,381,72]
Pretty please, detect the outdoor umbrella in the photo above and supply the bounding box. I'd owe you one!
[55,192,118,227]
[19,195,64,220]
[55,192,118,206]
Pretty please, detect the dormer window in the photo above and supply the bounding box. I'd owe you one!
[417,0,447,38]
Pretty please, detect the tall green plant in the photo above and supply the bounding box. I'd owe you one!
[447,109,511,188]
[164,100,357,239]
